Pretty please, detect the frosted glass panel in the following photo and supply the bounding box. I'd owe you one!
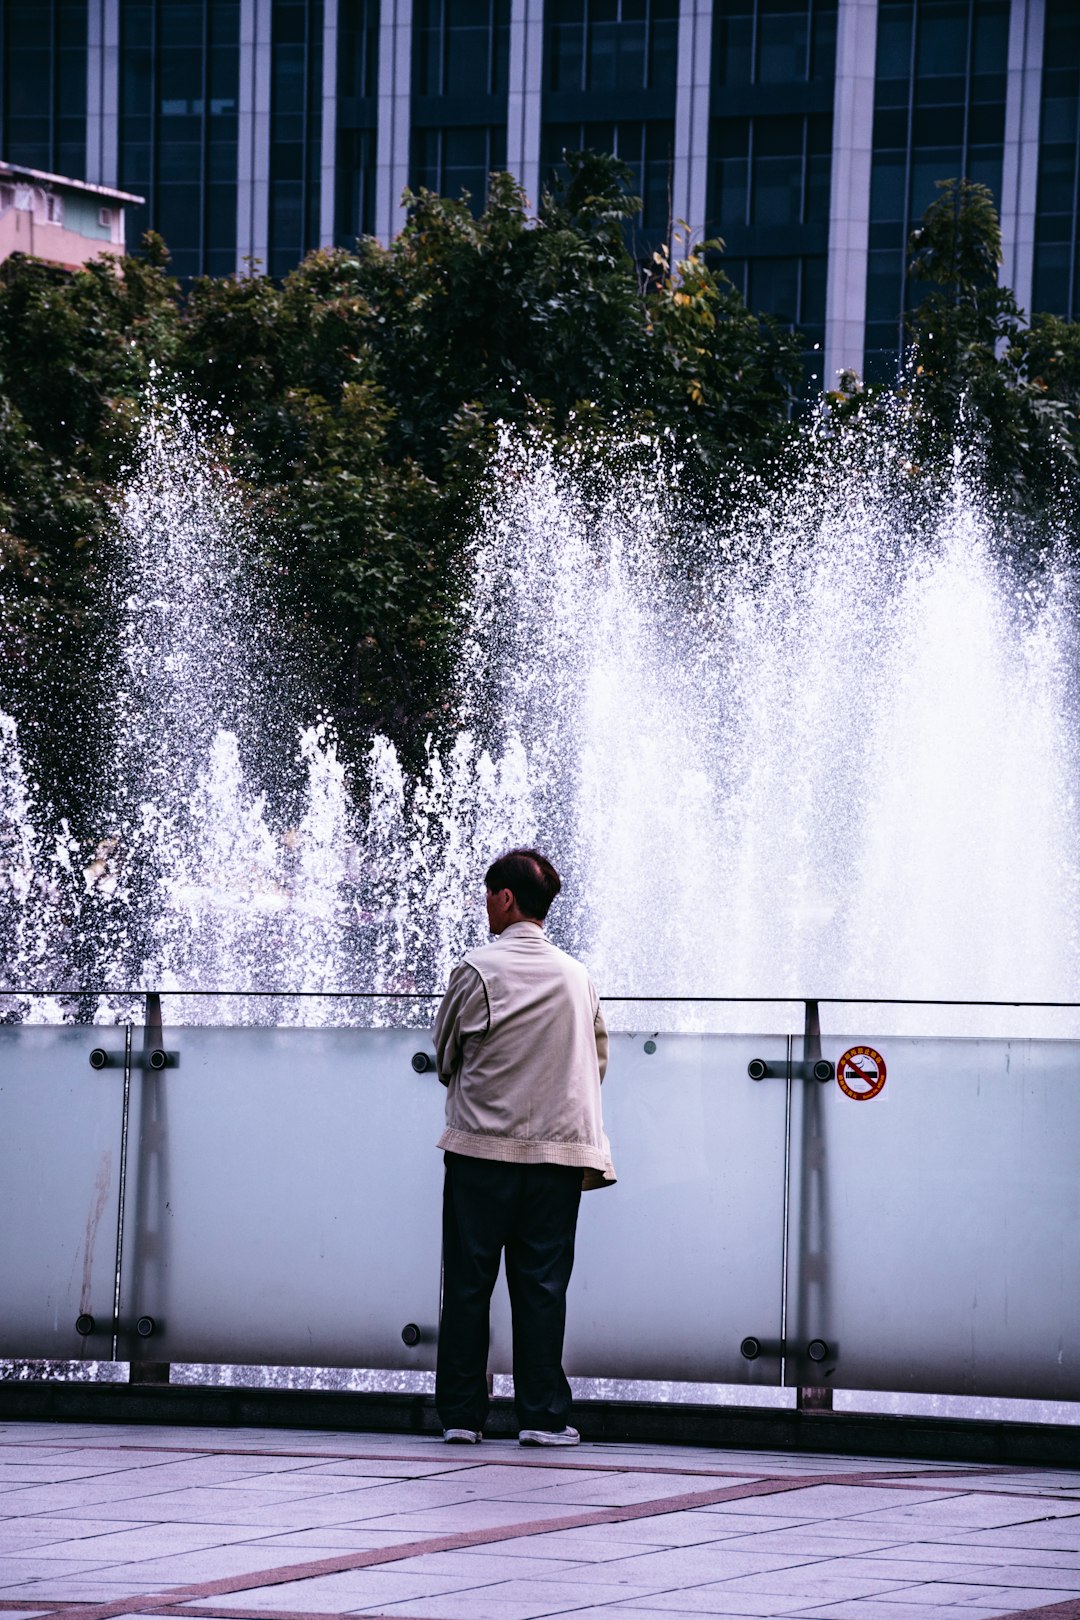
[118,1027,446,1369]
[0,1026,125,1358]
[490,1033,790,1385]
[785,1035,1080,1400]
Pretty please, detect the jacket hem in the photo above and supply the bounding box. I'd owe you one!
[438,1127,615,1184]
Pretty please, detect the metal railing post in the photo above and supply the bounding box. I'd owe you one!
[797,998,832,1413]
[128,991,171,1386]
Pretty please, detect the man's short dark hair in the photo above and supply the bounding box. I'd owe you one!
[484,848,562,920]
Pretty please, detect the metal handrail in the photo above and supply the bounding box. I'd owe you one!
[3,988,1080,1008]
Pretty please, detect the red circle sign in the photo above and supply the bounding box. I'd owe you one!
[837,1045,887,1100]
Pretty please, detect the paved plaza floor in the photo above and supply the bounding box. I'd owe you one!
[3,1423,1080,1620]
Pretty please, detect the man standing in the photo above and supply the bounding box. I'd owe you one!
[433,848,614,1447]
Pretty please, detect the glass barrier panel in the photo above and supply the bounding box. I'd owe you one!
[785,1035,1080,1400]
[0,1026,125,1359]
[489,1032,790,1386]
[118,1026,446,1370]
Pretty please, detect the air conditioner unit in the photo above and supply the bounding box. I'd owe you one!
[99,207,112,229]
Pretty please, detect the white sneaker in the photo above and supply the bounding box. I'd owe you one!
[443,1427,482,1444]
[519,1426,580,1446]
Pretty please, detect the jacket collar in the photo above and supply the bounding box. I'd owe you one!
[497,921,546,942]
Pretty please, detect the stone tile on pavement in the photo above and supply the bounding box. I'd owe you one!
[956,1522,1080,1551]
[576,1595,827,1617]
[861,1542,1080,1568]
[330,1496,591,1532]
[560,1609,792,1620]
[841,1548,1080,1587]
[7,1422,1080,1620]
[792,1604,1009,1619]
[705,1485,961,1521]
[17,1521,295,1561]
[538,1545,821,1585]
[0,1553,133,1582]
[344,1578,697,1618]
[639,1569,915,1606]
[856,1581,1080,1607]
[494,1473,763,1507]
[715,1527,909,1557]
[0,1573,177,1600]
[0,1461,145,1484]
[277,1455,489,1478]
[855,1494,1080,1529]
[0,1476,201,1517]
[432,1463,610,1491]
[235,1525,446,1553]
[0,1516,146,1552]
[373,1546,590,1579]
[452,1526,681,1560]
[187,1586,371,1615]
[187,1568,591,1614]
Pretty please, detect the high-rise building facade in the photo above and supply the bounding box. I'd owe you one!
[1,0,1076,384]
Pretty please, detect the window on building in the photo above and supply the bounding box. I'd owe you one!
[410,123,508,211]
[541,119,674,236]
[410,0,510,216]
[546,0,677,96]
[335,0,379,245]
[864,0,1008,382]
[269,0,323,279]
[707,1,834,392]
[414,0,510,98]
[712,0,836,90]
[1033,0,1080,319]
[709,113,831,229]
[541,0,676,255]
[0,0,87,178]
[119,0,240,279]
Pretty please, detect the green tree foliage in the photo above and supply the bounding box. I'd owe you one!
[0,152,807,797]
[4,159,1080,817]
[830,179,1080,503]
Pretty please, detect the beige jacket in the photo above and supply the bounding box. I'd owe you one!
[434,921,616,1190]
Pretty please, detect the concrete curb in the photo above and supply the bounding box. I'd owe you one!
[1,1380,1078,1466]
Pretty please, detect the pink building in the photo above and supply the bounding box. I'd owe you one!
[0,161,143,274]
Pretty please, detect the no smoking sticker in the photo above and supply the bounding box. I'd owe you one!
[837,1045,887,1100]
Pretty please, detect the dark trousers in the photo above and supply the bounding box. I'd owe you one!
[436,1152,582,1433]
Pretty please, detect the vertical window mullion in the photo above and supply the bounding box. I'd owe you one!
[750,0,759,86]
[151,0,160,239]
[899,0,917,359]
[302,0,312,255]
[438,0,447,97]
[746,116,753,226]
[200,0,209,273]
[961,0,974,174]
[582,0,590,93]
[644,0,652,90]
[1070,92,1080,319]
[49,0,57,171]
